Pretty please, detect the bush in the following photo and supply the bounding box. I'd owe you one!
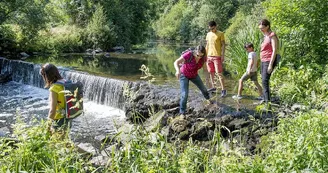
[272,64,328,106]
[261,110,328,172]
[33,25,83,53]
[83,4,115,51]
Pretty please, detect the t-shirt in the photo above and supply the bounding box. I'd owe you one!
[206,31,225,57]
[180,51,205,79]
[49,80,65,120]
[247,51,258,72]
[260,32,277,62]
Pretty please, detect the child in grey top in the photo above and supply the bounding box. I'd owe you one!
[232,43,263,100]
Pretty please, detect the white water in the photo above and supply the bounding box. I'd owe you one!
[0,81,126,142]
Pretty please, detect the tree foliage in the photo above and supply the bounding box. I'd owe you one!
[264,0,328,66]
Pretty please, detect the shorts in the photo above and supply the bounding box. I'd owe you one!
[206,56,223,73]
[240,72,257,81]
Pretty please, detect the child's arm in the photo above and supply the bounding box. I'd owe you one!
[247,57,254,74]
[48,91,57,120]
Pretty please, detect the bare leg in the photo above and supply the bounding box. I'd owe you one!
[209,72,215,89]
[217,72,225,90]
[238,79,243,96]
[214,61,225,90]
[253,80,263,96]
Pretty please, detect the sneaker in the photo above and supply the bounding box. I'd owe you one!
[221,90,227,97]
[256,96,264,100]
[207,88,216,92]
[205,99,214,105]
[232,95,242,100]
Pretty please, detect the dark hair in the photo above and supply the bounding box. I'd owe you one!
[40,63,62,88]
[244,43,254,49]
[259,19,270,29]
[195,45,206,58]
[208,21,217,27]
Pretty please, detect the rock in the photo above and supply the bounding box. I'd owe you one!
[20,52,30,59]
[104,52,111,57]
[144,110,166,132]
[90,155,110,167]
[76,143,96,155]
[170,116,189,133]
[94,134,115,144]
[94,48,103,53]
[178,130,190,139]
[101,144,118,156]
[111,46,125,52]
[228,118,251,129]
[0,120,6,127]
[190,120,213,141]
[291,104,307,112]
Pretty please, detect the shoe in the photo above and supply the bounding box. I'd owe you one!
[221,90,227,97]
[205,99,213,105]
[207,88,216,92]
[256,96,264,100]
[232,95,242,100]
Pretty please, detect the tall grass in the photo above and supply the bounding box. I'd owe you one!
[225,17,263,78]
[0,119,95,173]
[1,110,328,172]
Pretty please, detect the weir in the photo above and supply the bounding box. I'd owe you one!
[0,57,129,110]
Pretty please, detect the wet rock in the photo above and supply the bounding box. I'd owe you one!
[190,120,213,141]
[170,116,189,133]
[94,134,115,144]
[20,52,30,59]
[101,144,119,156]
[0,120,6,127]
[216,114,233,125]
[76,143,96,155]
[111,46,125,52]
[90,155,110,167]
[178,130,190,139]
[291,104,307,112]
[228,118,251,129]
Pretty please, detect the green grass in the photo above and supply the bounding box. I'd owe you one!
[2,109,328,172]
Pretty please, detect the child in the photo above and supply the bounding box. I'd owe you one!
[232,43,263,100]
[206,21,227,97]
[40,63,70,133]
[173,45,212,115]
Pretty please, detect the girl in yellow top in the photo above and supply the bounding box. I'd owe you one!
[40,63,69,132]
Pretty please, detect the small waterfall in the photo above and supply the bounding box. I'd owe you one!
[0,57,129,109]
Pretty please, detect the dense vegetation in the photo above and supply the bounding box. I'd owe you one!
[1,0,328,172]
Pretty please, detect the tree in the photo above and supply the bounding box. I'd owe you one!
[264,0,328,66]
